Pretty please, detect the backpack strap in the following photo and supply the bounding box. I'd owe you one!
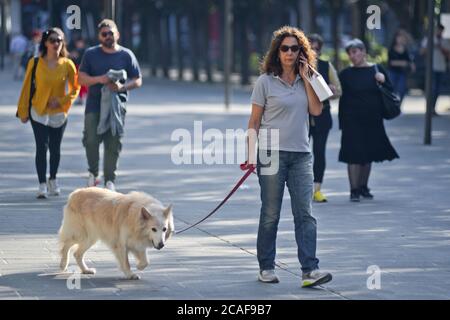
[28,56,39,114]
[15,56,39,119]
[373,63,379,73]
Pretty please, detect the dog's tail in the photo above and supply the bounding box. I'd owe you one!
[58,190,77,240]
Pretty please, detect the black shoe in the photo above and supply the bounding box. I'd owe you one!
[350,189,360,202]
[360,186,374,199]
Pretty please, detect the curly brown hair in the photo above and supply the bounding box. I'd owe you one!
[261,26,316,76]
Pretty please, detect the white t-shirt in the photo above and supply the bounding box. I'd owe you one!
[31,106,67,128]
[421,36,450,72]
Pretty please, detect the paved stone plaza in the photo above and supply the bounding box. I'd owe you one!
[0,70,450,299]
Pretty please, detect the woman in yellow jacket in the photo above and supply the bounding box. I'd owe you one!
[17,28,80,198]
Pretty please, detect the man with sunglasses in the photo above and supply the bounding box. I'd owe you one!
[79,19,142,191]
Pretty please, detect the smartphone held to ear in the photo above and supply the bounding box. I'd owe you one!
[296,53,303,67]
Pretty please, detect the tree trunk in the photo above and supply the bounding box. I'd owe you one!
[147,3,158,77]
[152,6,163,77]
[358,0,367,44]
[299,0,312,33]
[188,5,199,81]
[138,2,145,64]
[176,13,184,80]
[330,0,342,71]
[203,2,213,83]
[162,13,170,78]
[350,0,367,44]
[309,0,318,33]
[238,7,250,85]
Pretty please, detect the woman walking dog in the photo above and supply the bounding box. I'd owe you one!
[247,26,332,288]
[17,28,80,199]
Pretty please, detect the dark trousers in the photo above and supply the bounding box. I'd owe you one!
[82,112,122,182]
[310,128,330,184]
[30,118,67,184]
[431,71,445,112]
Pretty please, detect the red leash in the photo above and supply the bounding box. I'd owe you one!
[176,162,256,234]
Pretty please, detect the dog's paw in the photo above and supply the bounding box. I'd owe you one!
[82,268,96,275]
[136,262,148,270]
[127,273,140,280]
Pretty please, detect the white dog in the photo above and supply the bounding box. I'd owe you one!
[59,187,174,279]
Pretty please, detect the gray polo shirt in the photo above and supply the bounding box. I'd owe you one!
[251,73,310,152]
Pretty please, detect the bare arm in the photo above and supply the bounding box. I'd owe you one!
[389,60,409,67]
[328,62,342,99]
[248,104,264,132]
[107,76,143,92]
[304,80,323,116]
[78,71,110,87]
[123,77,142,90]
[247,104,264,164]
[299,57,323,116]
[125,76,143,90]
[439,44,450,57]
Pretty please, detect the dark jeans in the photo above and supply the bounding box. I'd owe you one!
[432,71,445,112]
[257,150,319,274]
[30,118,67,184]
[310,128,330,184]
[388,70,408,102]
[82,112,122,182]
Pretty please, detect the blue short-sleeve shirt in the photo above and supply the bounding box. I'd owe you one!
[80,45,141,113]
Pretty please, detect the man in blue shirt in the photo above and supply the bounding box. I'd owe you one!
[79,19,142,191]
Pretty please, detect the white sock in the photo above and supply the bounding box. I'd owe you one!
[314,183,321,193]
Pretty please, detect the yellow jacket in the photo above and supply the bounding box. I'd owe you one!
[17,56,80,119]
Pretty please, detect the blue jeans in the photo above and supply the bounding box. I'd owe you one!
[257,150,319,273]
[388,70,408,102]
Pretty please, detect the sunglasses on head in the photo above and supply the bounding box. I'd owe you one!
[101,31,114,38]
[48,37,63,44]
[280,45,301,53]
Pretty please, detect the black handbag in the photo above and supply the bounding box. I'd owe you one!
[16,56,39,119]
[374,64,401,120]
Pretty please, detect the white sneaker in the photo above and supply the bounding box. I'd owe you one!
[105,181,116,192]
[37,183,48,199]
[258,269,279,283]
[47,179,60,196]
[302,269,332,288]
[87,173,99,187]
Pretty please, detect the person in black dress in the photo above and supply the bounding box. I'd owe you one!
[308,34,342,203]
[339,39,399,202]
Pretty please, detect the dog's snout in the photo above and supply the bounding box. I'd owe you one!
[156,242,164,250]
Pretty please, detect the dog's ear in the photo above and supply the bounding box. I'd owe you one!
[141,207,152,221]
[163,204,173,218]
[164,205,175,240]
